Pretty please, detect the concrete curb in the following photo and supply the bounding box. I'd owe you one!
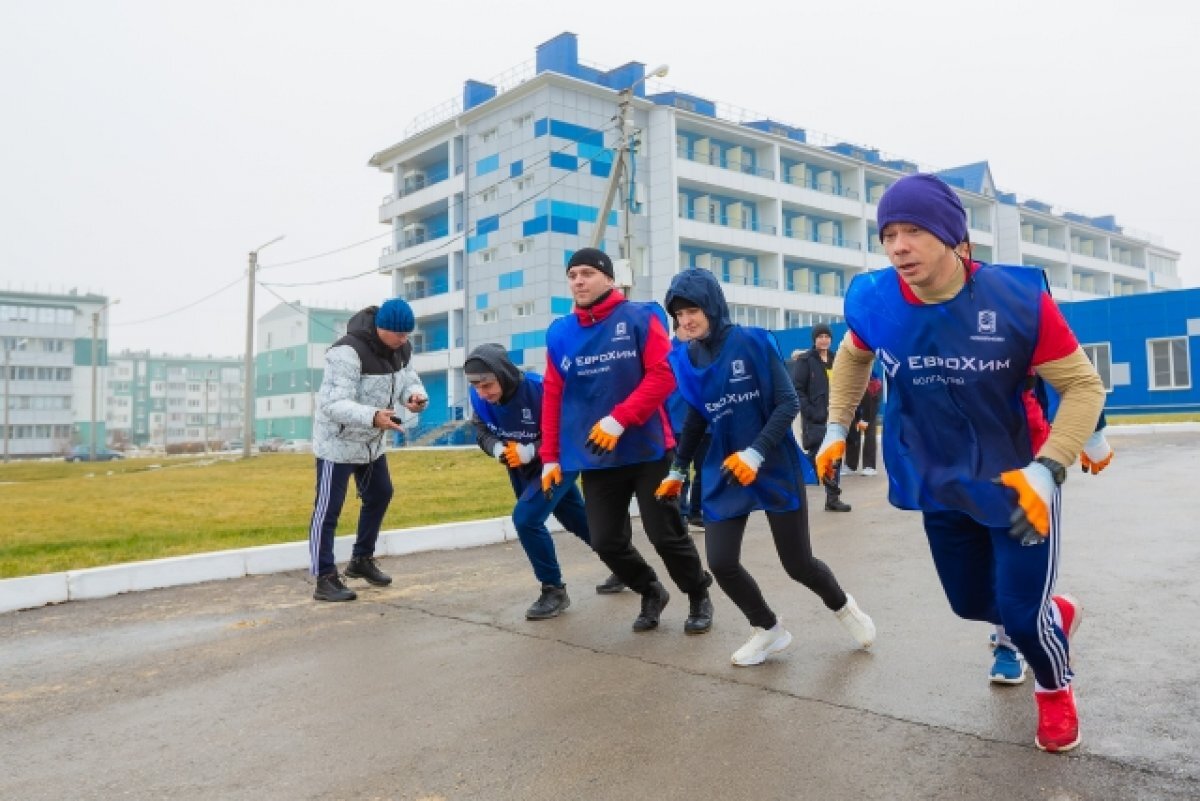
[0,514,566,616]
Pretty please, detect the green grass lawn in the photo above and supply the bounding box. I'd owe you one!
[0,449,515,579]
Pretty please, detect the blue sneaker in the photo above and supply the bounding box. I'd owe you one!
[990,644,1027,685]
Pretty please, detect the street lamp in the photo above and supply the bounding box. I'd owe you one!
[90,299,119,461]
[243,235,285,459]
[3,338,29,463]
[589,63,669,294]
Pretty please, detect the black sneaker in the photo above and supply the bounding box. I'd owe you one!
[687,515,704,529]
[824,497,852,512]
[633,581,670,632]
[595,573,626,594]
[526,584,571,620]
[345,556,392,586]
[313,573,357,602]
[684,594,714,635]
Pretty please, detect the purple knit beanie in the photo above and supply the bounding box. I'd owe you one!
[876,174,967,247]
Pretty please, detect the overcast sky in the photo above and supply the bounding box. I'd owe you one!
[2,0,1196,357]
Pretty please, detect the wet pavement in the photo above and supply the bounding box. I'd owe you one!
[2,432,1198,800]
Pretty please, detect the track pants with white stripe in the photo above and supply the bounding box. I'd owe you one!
[309,455,393,577]
[922,488,1072,691]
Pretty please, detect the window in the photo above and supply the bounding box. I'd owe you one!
[513,301,534,318]
[478,248,497,264]
[514,174,534,192]
[481,185,499,203]
[1148,337,1190,390]
[1081,343,1112,391]
[512,112,533,129]
[478,309,499,324]
[480,127,498,144]
[513,238,534,255]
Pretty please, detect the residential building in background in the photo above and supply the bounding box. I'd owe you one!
[1,289,114,459]
[367,31,1182,421]
[255,302,354,443]
[107,351,244,451]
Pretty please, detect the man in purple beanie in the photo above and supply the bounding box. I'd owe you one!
[815,174,1105,753]
[308,297,428,602]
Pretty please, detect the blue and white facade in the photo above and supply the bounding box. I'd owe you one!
[369,32,1182,423]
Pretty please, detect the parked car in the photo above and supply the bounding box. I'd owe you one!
[64,446,124,462]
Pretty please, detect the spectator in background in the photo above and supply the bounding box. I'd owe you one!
[309,298,427,602]
[792,324,851,512]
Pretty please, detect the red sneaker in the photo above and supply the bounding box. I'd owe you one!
[1052,594,1083,640]
[1035,686,1080,752]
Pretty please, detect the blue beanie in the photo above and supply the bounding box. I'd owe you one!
[375,298,415,333]
[876,174,967,248]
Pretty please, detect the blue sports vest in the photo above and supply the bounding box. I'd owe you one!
[844,264,1043,526]
[470,373,546,501]
[545,301,669,472]
[669,326,805,522]
[469,372,543,446]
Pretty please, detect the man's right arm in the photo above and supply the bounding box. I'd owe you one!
[828,332,875,429]
[540,355,564,464]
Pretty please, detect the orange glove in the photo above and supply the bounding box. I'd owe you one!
[1080,431,1113,475]
[815,423,848,484]
[655,469,687,502]
[856,420,869,432]
[585,415,625,455]
[720,448,764,486]
[995,460,1059,545]
[540,462,562,500]
[500,441,535,469]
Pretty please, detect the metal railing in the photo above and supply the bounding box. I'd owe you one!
[676,145,775,180]
[780,173,860,200]
[678,208,777,235]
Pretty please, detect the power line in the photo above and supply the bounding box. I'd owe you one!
[261,134,620,290]
[257,119,620,276]
[111,274,244,326]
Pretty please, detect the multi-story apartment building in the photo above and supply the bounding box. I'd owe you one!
[368,32,1182,421]
[1,289,114,459]
[107,351,244,450]
[255,302,355,442]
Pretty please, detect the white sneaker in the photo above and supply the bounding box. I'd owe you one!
[731,622,793,666]
[841,465,856,477]
[835,594,876,648]
[860,467,877,476]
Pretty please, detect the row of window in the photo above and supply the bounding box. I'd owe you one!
[2,395,72,410]
[0,424,73,439]
[0,305,76,324]
[1,366,72,381]
[1082,338,1191,391]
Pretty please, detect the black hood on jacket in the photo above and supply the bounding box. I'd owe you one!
[340,306,411,372]
[465,342,523,404]
[664,268,734,351]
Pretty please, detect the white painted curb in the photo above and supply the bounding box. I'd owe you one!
[0,514,562,616]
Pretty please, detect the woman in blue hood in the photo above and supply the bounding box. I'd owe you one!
[657,268,876,666]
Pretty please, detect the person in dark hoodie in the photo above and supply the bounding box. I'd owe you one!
[656,268,875,666]
[542,247,714,635]
[465,343,616,619]
[792,322,852,511]
[309,298,427,602]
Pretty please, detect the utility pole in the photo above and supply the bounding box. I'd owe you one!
[588,64,669,295]
[90,299,119,461]
[3,338,28,463]
[243,236,285,459]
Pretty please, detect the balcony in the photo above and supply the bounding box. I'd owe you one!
[679,207,777,235]
[781,173,860,200]
[677,145,775,180]
[719,273,779,289]
[783,229,861,252]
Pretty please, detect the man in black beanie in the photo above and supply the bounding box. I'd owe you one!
[792,323,851,511]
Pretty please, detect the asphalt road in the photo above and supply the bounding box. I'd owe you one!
[2,432,1198,800]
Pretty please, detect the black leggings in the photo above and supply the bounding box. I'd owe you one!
[705,508,846,630]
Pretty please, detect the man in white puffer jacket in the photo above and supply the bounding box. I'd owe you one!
[309,298,427,601]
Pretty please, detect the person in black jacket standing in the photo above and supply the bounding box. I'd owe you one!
[791,323,851,512]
